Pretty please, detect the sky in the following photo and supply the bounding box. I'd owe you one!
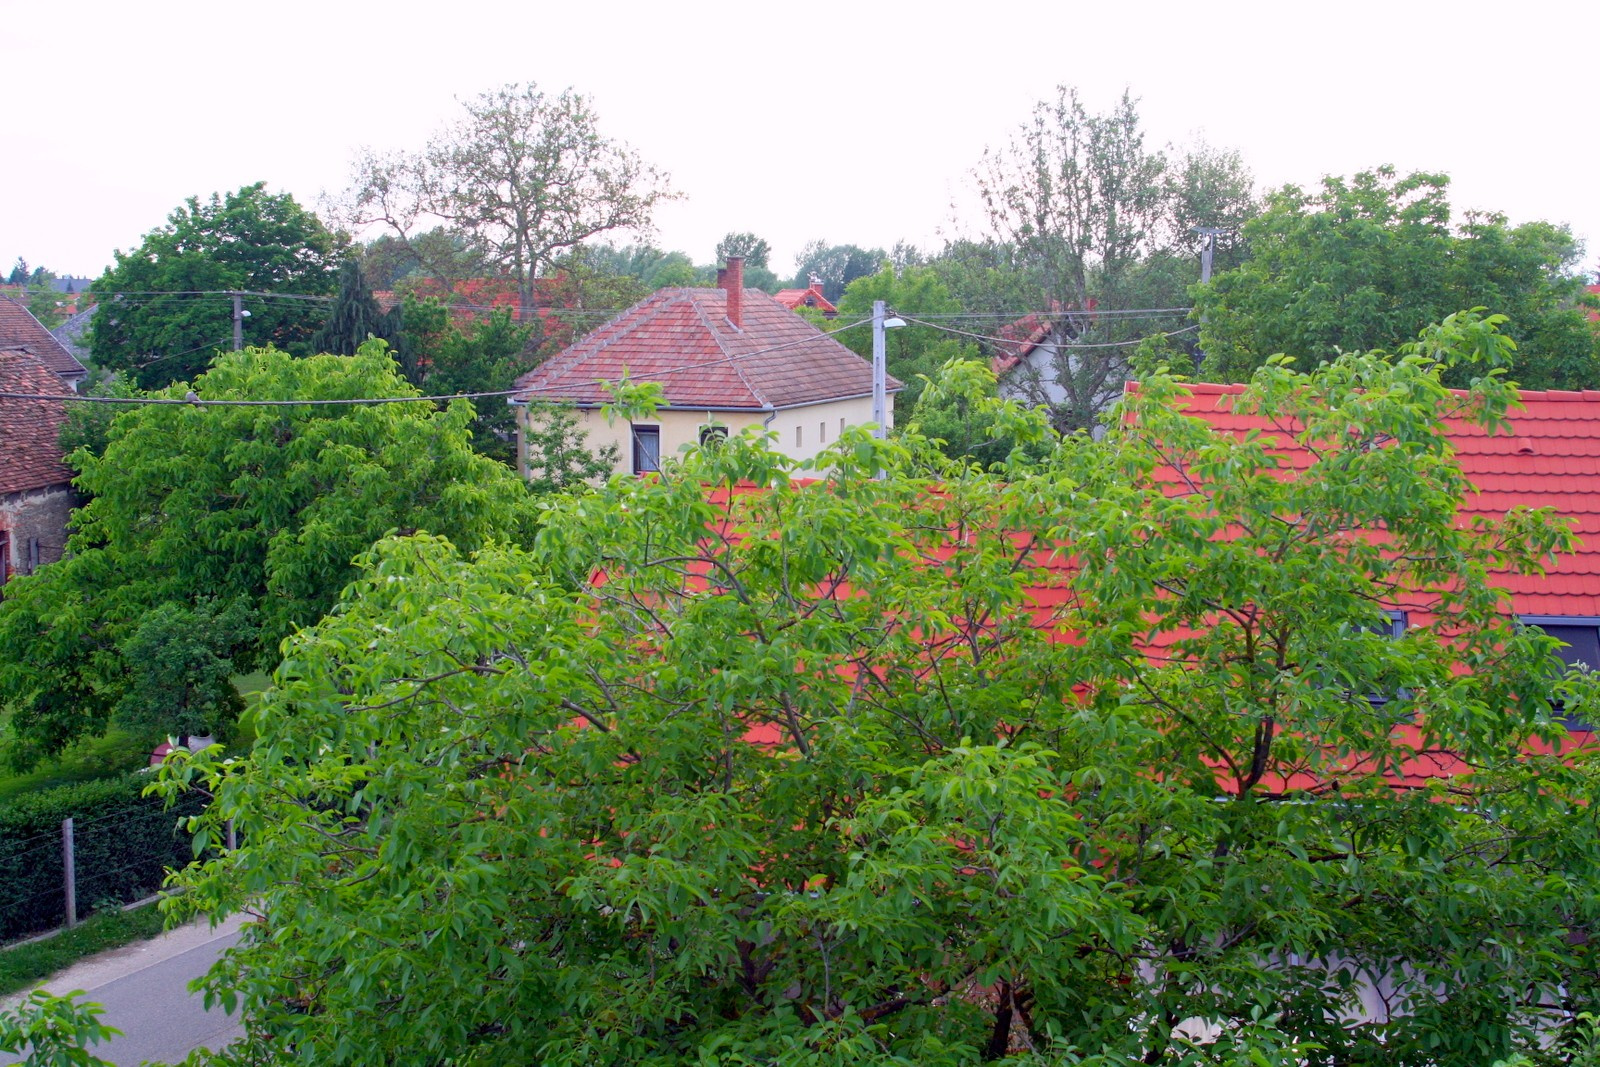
[4,0,1596,285]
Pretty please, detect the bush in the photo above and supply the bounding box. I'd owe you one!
[0,771,202,941]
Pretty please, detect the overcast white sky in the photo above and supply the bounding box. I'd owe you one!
[4,0,1596,285]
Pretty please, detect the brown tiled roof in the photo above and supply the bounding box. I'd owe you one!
[0,349,73,495]
[514,287,901,409]
[0,296,87,384]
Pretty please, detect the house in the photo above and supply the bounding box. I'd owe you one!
[1174,380,1600,743]
[511,258,902,479]
[0,350,77,586]
[774,275,838,319]
[0,295,88,392]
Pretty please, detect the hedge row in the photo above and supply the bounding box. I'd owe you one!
[0,771,203,942]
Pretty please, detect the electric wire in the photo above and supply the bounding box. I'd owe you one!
[898,314,1199,351]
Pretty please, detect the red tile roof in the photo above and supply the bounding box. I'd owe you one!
[774,284,838,317]
[0,349,73,496]
[0,296,87,384]
[514,286,901,409]
[1175,382,1600,618]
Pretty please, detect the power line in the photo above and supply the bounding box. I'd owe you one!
[0,317,876,408]
[898,315,1199,351]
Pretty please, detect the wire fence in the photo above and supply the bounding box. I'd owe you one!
[0,789,208,943]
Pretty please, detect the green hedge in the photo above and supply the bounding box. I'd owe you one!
[0,771,202,942]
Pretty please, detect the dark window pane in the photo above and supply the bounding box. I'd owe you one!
[633,425,661,474]
[1528,622,1598,731]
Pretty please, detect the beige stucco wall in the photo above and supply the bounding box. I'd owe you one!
[520,394,894,481]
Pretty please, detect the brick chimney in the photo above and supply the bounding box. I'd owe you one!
[723,256,744,328]
[808,272,824,298]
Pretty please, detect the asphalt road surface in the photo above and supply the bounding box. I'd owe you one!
[29,912,247,1066]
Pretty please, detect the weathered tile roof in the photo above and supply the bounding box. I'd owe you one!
[0,296,87,384]
[0,349,73,495]
[514,286,900,409]
[1178,382,1600,618]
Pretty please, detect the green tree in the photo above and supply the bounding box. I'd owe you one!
[1195,166,1600,389]
[0,990,118,1067]
[157,314,1600,1065]
[832,261,979,409]
[113,598,252,745]
[965,87,1255,431]
[792,239,890,303]
[393,296,544,465]
[87,183,345,388]
[714,231,771,270]
[313,259,400,356]
[342,82,676,320]
[0,344,540,766]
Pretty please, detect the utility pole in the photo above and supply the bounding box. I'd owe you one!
[231,291,246,351]
[1192,228,1228,372]
[871,299,888,439]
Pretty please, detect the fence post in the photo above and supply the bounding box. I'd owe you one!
[61,817,77,929]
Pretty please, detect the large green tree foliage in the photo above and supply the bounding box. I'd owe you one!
[0,345,539,766]
[87,183,345,388]
[831,261,979,409]
[342,82,675,320]
[160,314,1599,1065]
[1196,167,1600,388]
[964,87,1254,431]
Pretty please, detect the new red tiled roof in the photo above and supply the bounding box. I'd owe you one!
[0,349,73,496]
[1175,382,1600,619]
[514,287,901,409]
[0,296,87,384]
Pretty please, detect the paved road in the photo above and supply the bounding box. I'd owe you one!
[26,912,247,1066]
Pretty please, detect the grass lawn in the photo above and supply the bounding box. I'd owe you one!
[0,904,168,995]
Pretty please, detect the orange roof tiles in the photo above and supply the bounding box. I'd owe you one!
[1176,382,1600,619]
[0,350,73,496]
[0,296,86,384]
[514,286,901,410]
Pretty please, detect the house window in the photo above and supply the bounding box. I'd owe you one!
[1358,611,1408,708]
[840,417,846,436]
[632,425,661,474]
[0,531,8,589]
[820,421,827,444]
[1521,617,1600,731]
[795,425,803,449]
[698,424,728,448]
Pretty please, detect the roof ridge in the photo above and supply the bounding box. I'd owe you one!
[689,291,768,408]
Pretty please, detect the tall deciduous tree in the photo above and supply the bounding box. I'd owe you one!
[0,344,540,766]
[342,82,676,321]
[714,231,771,270]
[157,315,1600,1065]
[965,87,1255,432]
[1195,166,1600,389]
[88,184,345,388]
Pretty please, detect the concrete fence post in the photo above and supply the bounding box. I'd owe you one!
[61,817,77,929]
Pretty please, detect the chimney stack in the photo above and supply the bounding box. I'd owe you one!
[724,256,744,328]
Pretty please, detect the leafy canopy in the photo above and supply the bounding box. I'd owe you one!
[1196,166,1600,388]
[87,183,345,387]
[0,344,540,767]
[160,313,1600,1065]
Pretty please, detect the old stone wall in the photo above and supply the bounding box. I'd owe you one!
[0,481,75,579]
